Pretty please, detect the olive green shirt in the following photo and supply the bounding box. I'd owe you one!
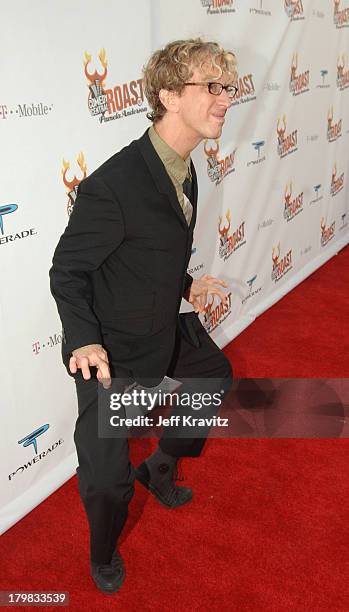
[148,125,193,225]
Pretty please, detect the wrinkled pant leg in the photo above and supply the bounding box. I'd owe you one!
[159,314,233,458]
[73,372,134,565]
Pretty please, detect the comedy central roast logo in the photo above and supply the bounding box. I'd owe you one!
[289,53,310,96]
[284,0,305,20]
[271,242,293,283]
[277,115,298,158]
[230,71,257,106]
[204,139,237,185]
[83,48,147,123]
[334,0,349,28]
[200,0,236,15]
[330,162,345,197]
[202,292,232,334]
[320,217,336,247]
[61,152,87,216]
[337,55,349,90]
[283,181,304,222]
[327,106,342,142]
[218,209,246,261]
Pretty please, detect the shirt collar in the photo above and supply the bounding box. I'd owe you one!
[148,124,191,184]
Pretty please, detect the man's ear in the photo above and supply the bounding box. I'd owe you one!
[159,88,179,112]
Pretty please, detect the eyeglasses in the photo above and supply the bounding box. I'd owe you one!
[184,81,238,99]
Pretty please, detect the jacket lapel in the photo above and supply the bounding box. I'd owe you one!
[137,128,196,231]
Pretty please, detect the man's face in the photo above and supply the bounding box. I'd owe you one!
[175,62,234,141]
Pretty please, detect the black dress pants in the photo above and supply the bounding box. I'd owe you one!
[73,313,233,564]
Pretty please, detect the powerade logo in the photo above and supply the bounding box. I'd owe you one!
[309,184,323,205]
[249,1,272,16]
[9,425,64,481]
[316,69,330,89]
[0,203,17,235]
[241,275,262,304]
[247,140,266,167]
[18,424,50,455]
[0,203,38,246]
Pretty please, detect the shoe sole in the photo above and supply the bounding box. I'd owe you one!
[135,469,192,508]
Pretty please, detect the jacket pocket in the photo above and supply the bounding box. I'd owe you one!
[100,292,155,336]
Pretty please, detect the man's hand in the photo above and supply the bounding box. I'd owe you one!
[184,273,229,313]
[70,344,111,389]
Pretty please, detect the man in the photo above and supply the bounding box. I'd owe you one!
[50,38,237,594]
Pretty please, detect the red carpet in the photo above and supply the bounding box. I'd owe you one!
[1,244,348,611]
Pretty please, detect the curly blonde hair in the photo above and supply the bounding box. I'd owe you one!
[143,38,238,123]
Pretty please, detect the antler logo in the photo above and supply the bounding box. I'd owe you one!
[333,0,349,27]
[283,181,304,221]
[328,105,334,130]
[271,243,293,281]
[285,181,293,205]
[277,115,287,144]
[62,152,87,215]
[336,54,349,88]
[330,161,344,197]
[327,106,342,141]
[218,209,231,246]
[203,294,215,325]
[204,139,236,185]
[84,48,108,87]
[285,0,304,19]
[337,54,345,77]
[202,292,232,333]
[272,242,280,268]
[289,52,310,95]
[332,162,337,184]
[204,139,221,183]
[320,216,336,246]
[291,53,298,81]
[84,49,108,117]
[277,114,298,157]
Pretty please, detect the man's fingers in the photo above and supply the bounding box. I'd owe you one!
[78,356,91,380]
[209,288,227,304]
[69,356,77,374]
[97,367,111,389]
[208,278,228,288]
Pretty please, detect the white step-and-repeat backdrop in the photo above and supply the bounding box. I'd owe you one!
[1,0,348,533]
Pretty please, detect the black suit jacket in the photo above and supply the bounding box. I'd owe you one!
[49,128,199,383]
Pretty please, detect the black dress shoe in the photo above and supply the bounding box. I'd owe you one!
[90,550,125,594]
[135,460,193,508]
